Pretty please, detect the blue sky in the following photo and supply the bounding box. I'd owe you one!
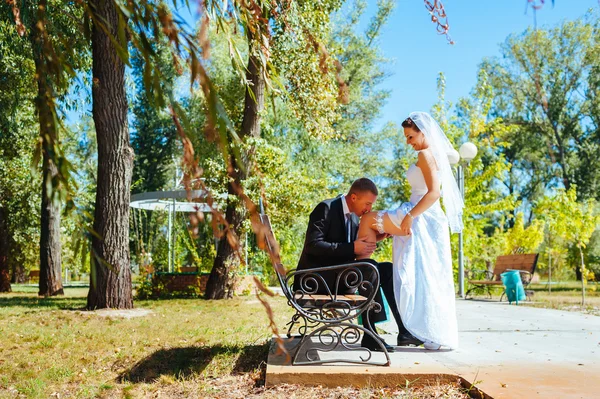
[369,0,597,128]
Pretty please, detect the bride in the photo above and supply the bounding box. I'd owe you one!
[358,111,461,350]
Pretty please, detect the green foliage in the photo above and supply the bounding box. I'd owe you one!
[130,39,178,195]
[501,213,545,255]
[1,1,92,282]
[61,116,98,278]
[271,0,344,139]
[176,0,398,283]
[535,187,599,272]
[483,13,600,202]
[0,18,40,279]
[134,275,203,300]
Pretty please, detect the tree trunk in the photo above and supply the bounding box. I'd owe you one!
[551,124,571,191]
[204,33,266,300]
[33,0,63,297]
[579,245,586,306]
[547,252,551,293]
[11,264,26,284]
[205,197,243,299]
[575,263,582,281]
[0,206,11,292]
[39,159,64,296]
[86,0,134,309]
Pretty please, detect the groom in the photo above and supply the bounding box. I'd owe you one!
[295,178,422,351]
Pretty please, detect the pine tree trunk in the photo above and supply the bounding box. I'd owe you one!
[0,206,11,292]
[33,0,63,297]
[204,34,266,300]
[86,0,134,309]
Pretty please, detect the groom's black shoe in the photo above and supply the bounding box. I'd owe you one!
[361,336,396,353]
[397,333,423,347]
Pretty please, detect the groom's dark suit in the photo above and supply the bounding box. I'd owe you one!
[295,196,406,331]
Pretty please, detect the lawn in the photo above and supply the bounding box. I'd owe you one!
[0,287,469,399]
[466,281,600,316]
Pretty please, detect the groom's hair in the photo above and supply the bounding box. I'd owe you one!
[349,178,378,196]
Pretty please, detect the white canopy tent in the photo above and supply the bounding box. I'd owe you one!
[130,190,213,273]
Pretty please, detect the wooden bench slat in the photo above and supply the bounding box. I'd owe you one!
[496,256,537,265]
[495,262,536,269]
[343,294,368,302]
[468,280,503,285]
[294,293,369,306]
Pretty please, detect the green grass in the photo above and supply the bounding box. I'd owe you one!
[0,288,291,398]
[467,281,600,316]
[0,288,469,398]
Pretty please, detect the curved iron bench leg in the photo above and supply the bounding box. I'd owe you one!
[292,322,390,366]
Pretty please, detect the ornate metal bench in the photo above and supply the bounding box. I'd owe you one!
[258,213,390,366]
[466,254,539,301]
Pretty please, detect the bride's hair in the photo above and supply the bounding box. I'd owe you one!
[401,117,420,132]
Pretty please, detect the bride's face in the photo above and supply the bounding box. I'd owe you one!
[403,127,428,151]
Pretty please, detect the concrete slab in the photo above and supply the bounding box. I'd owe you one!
[266,299,600,398]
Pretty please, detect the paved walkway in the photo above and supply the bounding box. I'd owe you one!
[266,299,600,398]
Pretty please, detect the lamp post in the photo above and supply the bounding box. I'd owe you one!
[449,143,477,298]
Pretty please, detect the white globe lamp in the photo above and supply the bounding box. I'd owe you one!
[447,149,460,166]
[459,142,478,162]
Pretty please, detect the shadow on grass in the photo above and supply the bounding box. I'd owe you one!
[119,343,269,383]
[0,295,86,310]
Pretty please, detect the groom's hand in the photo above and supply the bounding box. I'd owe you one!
[354,238,376,258]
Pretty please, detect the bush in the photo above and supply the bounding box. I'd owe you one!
[134,275,203,300]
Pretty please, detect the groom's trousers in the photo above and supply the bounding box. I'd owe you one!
[358,259,409,335]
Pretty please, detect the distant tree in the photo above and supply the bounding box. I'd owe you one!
[204,0,352,299]
[535,187,599,304]
[483,15,600,202]
[1,1,90,295]
[0,17,38,291]
[130,41,178,195]
[31,0,65,296]
[129,39,180,270]
[0,195,9,292]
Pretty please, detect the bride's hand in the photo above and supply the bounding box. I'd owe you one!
[400,215,413,236]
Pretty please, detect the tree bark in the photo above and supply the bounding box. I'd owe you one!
[11,264,26,284]
[551,124,571,191]
[204,33,266,300]
[33,0,64,297]
[579,245,586,306]
[86,0,134,309]
[0,206,11,292]
[39,158,64,296]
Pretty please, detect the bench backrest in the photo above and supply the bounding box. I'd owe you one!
[257,214,290,295]
[492,254,539,281]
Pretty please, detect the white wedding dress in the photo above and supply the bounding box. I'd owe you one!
[387,164,459,349]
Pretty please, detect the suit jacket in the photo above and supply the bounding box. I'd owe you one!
[295,196,359,291]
